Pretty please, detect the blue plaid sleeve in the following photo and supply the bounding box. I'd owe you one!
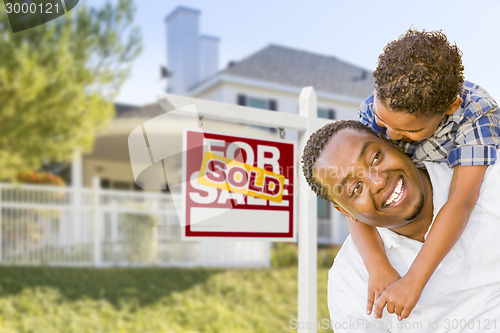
[358,93,387,137]
[447,112,500,167]
[358,94,374,126]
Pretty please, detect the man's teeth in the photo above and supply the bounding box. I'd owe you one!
[384,178,403,207]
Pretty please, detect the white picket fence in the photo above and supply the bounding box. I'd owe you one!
[0,181,270,267]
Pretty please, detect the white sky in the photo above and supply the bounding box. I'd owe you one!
[86,0,500,106]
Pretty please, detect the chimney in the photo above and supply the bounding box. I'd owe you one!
[165,7,220,95]
[165,7,201,95]
[200,35,220,82]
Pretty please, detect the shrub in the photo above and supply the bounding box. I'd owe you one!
[271,243,341,268]
[121,212,158,263]
[271,243,298,267]
[16,171,65,186]
[317,245,341,268]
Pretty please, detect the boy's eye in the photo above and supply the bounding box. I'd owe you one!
[371,152,381,167]
[351,181,362,197]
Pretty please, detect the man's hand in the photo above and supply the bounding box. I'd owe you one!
[366,265,400,315]
[373,273,425,321]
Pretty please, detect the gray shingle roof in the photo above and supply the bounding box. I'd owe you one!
[115,103,163,119]
[118,45,376,119]
[216,44,374,99]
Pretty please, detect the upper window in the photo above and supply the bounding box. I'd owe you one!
[318,108,336,120]
[237,94,277,111]
[248,97,267,109]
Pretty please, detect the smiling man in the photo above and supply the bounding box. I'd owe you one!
[302,120,500,332]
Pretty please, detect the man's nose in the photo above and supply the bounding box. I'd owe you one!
[365,169,386,193]
[386,128,403,140]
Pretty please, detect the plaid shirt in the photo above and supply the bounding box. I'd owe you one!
[359,81,500,167]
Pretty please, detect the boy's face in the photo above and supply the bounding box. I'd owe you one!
[373,96,453,142]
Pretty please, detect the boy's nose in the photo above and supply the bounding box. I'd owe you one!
[386,128,403,140]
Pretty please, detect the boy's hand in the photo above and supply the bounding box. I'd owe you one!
[373,273,425,321]
[366,265,400,316]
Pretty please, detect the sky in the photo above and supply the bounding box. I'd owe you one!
[86,0,500,106]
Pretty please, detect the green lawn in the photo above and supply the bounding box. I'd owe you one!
[0,263,334,333]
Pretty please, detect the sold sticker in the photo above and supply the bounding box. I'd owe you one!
[198,152,285,203]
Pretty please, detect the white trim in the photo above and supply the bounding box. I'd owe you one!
[188,73,366,105]
[158,93,309,131]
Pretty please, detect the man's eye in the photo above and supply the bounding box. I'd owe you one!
[351,181,362,196]
[371,152,380,166]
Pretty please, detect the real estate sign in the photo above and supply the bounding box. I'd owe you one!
[183,129,296,241]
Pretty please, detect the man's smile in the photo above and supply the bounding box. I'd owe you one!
[383,176,406,208]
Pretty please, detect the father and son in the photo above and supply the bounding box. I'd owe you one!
[302,29,500,331]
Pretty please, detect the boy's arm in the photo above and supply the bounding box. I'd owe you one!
[374,165,487,320]
[346,217,400,315]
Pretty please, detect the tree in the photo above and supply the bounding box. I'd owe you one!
[0,0,142,180]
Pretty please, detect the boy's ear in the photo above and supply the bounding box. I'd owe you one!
[445,97,463,115]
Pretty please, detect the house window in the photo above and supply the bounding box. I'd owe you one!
[317,197,331,220]
[318,108,336,120]
[112,181,133,190]
[100,178,110,189]
[237,94,277,111]
[100,179,136,190]
[248,97,268,109]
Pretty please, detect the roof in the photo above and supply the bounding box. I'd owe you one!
[115,103,163,119]
[115,102,139,115]
[211,44,374,99]
[116,45,375,119]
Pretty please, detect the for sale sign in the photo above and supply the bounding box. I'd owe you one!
[183,129,296,241]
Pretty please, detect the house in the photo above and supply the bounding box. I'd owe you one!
[10,6,375,267]
[1,6,376,267]
[86,6,375,246]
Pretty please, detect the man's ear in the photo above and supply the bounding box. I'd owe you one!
[333,203,363,224]
[332,203,352,219]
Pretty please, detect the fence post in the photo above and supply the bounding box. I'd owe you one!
[92,176,101,266]
[0,186,2,263]
[72,148,83,252]
[298,87,318,333]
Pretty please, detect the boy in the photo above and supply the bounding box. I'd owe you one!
[354,29,500,321]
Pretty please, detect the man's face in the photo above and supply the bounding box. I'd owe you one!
[373,95,447,142]
[314,129,427,228]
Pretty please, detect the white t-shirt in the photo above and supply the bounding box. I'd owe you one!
[328,160,500,332]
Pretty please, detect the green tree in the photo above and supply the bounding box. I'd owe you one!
[0,0,142,180]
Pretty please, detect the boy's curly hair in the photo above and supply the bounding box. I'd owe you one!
[301,120,379,202]
[374,28,464,116]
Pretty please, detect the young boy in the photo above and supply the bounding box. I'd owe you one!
[355,29,500,321]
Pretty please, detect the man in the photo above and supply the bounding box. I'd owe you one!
[302,120,500,332]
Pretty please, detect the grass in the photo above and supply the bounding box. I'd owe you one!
[0,248,338,333]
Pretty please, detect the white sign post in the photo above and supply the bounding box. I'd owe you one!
[298,88,319,333]
[157,87,325,333]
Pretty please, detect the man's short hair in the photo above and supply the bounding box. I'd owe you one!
[374,28,464,117]
[301,120,379,202]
